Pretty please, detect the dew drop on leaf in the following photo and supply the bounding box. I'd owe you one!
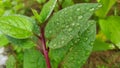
[98,4,102,8]
[53,44,56,47]
[78,16,83,19]
[68,28,72,32]
[89,8,95,11]
[77,8,80,11]
[61,41,65,44]
[72,23,75,26]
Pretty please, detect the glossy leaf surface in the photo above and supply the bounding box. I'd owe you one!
[0,15,34,39]
[45,3,100,49]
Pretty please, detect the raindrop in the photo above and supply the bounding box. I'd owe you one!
[76,23,80,26]
[66,25,69,28]
[74,40,78,43]
[90,42,94,45]
[98,4,102,8]
[68,28,72,32]
[49,31,52,34]
[72,23,75,26]
[53,44,56,47]
[85,38,88,41]
[61,41,64,44]
[89,8,95,11]
[77,8,80,11]
[78,16,83,19]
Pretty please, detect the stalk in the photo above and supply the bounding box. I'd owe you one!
[38,27,51,68]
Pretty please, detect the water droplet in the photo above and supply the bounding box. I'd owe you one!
[78,16,83,19]
[49,31,52,34]
[68,28,72,32]
[75,40,78,43]
[72,23,75,26]
[53,44,56,47]
[85,38,88,41]
[66,25,69,28]
[77,8,80,11]
[61,41,64,44]
[98,4,102,8]
[76,23,80,26]
[90,42,94,45]
[89,8,95,11]
[56,22,59,25]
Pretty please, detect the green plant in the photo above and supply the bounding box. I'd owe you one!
[0,0,101,68]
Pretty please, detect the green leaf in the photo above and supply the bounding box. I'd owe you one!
[0,15,34,39]
[24,48,46,68]
[32,9,41,23]
[96,0,116,18]
[93,39,114,51]
[6,55,16,68]
[45,3,100,49]
[99,16,120,48]
[39,0,57,23]
[61,20,96,68]
[37,0,46,4]
[6,36,36,49]
[49,20,96,68]
[0,32,9,46]
[62,0,74,8]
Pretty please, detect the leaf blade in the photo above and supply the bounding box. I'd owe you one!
[61,21,96,68]
[99,16,120,48]
[45,3,100,49]
[0,15,34,39]
[39,0,57,23]
[24,48,46,68]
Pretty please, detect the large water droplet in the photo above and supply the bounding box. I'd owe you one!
[78,16,83,19]
[72,23,75,26]
[68,28,72,32]
[89,8,95,11]
[77,8,80,11]
[84,38,88,41]
[90,42,94,45]
[61,41,64,44]
[49,31,52,34]
[53,44,56,47]
[98,4,102,8]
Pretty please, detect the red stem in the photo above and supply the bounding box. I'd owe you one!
[39,27,51,68]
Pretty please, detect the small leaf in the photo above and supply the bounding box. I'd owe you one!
[62,0,74,8]
[6,55,16,68]
[24,48,46,68]
[0,15,34,39]
[96,0,116,18]
[61,20,96,68]
[6,36,36,49]
[32,9,41,23]
[0,32,9,46]
[93,39,113,51]
[39,0,57,23]
[99,16,120,48]
[45,3,100,49]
